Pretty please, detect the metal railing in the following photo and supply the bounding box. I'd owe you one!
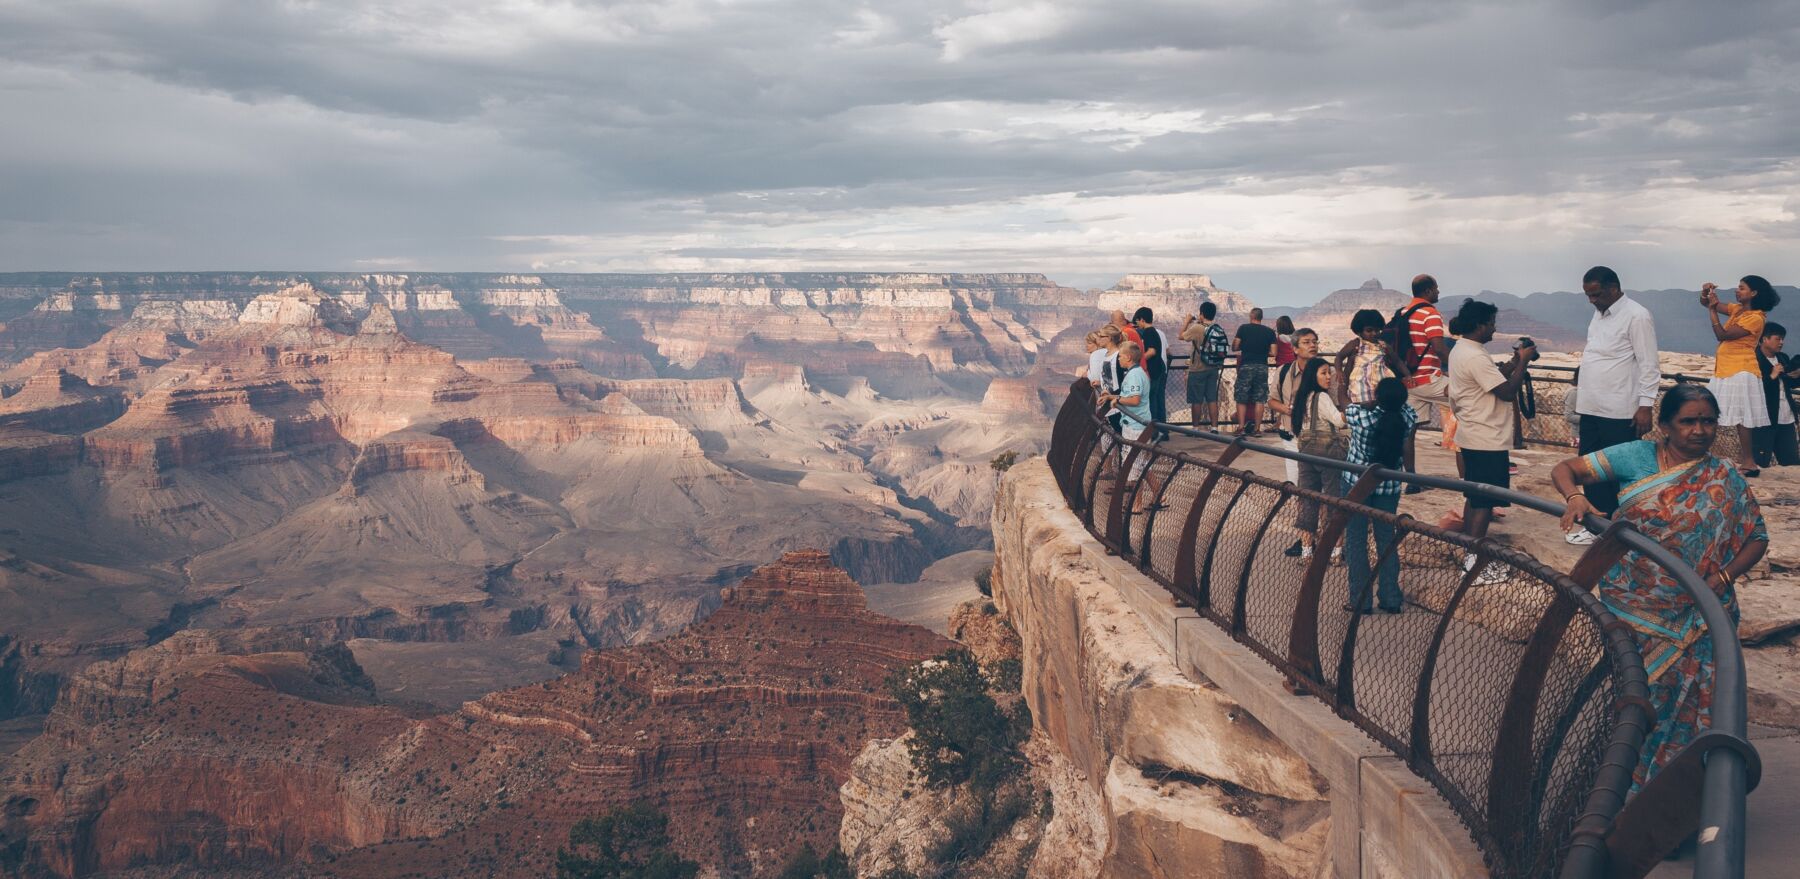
[1047,377,1756,879]
[1159,355,1798,464]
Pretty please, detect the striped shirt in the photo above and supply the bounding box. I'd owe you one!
[1404,299,1447,387]
[1342,404,1419,497]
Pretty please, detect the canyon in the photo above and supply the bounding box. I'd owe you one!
[0,271,1138,722]
[1,550,951,877]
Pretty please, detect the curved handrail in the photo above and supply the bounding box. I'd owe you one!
[1047,378,1753,878]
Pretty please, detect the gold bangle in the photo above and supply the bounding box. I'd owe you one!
[1565,493,1585,504]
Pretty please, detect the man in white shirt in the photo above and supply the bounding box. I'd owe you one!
[1568,266,1660,545]
[1447,299,1535,585]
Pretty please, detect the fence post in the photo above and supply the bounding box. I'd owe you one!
[1169,441,1245,609]
[1134,460,1187,571]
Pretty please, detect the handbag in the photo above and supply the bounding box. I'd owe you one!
[1296,396,1348,459]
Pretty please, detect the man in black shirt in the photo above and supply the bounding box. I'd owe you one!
[1133,307,1168,436]
[1233,307,1277,435]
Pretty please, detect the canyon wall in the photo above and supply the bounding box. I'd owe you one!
[0,552,952,878]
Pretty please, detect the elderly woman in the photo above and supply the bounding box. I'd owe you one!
[1551,384,1768,788]
[1701,275,1781,476]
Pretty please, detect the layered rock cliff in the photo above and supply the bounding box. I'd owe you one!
[0,552,951,878]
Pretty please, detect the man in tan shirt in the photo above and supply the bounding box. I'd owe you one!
[1446,299,1534,584]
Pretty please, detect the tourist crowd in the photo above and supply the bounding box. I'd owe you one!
[1083,266,1782,795]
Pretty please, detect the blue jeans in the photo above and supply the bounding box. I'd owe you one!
[1347,493,1402,611]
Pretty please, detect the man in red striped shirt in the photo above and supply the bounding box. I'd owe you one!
[1394,275,1453,483]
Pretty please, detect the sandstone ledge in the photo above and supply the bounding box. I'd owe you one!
[991,459,1489,879]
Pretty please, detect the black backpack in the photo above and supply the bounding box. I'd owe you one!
[1387,302,1433,374]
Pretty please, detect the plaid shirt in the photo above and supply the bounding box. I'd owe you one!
[1342,404,1418,497]
[1196,322,1230,367]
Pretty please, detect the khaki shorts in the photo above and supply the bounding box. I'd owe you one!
[1407,375,1450,425]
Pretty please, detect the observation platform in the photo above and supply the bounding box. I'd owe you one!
[1028,378,1776,878]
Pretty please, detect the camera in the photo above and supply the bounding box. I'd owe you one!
[1514,336,1540,363]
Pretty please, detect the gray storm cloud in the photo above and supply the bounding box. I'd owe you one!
[0,0,1795,302]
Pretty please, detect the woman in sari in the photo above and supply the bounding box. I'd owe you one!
[1551,384,1768,787]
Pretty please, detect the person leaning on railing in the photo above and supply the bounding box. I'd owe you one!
[1551,384,1768,795]
[1701,275,1781,477]
[1095,341,1163,514]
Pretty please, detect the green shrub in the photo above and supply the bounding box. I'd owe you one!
[888,650,1029,795]
[987,658,1023,694]
[988,450,1019,472]
[555,803,699,879]
[973,569,992,597]
[775,844,852,879]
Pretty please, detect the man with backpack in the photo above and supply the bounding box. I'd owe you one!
[1180,302,1230,427]
[1390,274,1453,490]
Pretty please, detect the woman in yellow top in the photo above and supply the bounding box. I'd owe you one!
[1703,275,1781,476]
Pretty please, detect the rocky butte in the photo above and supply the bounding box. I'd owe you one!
[1,551,952,878]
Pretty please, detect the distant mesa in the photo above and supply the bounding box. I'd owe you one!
[1094,273,1257,321]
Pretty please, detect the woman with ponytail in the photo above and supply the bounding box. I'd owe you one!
[1343,377,1418,613]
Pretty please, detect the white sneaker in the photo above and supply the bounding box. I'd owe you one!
[1565,528,1598,546]
[1472,563,1508,586]
[1462,553,1477,573]
[1300,546,1314,561]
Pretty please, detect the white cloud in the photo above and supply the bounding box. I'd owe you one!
[0,0,1795,302]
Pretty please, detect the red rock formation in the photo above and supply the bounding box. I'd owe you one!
[1,552,953,878]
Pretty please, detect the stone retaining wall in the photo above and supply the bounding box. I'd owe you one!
[993,459,1489,878]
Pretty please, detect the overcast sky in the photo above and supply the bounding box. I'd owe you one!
[1,0,1796,304]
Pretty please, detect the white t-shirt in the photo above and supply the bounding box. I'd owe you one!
[1448,338,1515,451]
[1087,348,1108,383]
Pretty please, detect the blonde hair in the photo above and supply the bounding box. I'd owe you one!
[1118,341,1142,363]
[1084,330,1102,347]
[1098,325,1123,344]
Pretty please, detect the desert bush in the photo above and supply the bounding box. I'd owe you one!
[973,568,992,597]
[775,844,852,879]
[555,803,699,879]
[925,787,1036,868]
[888,650,1028,794]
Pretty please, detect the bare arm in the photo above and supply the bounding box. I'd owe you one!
[1489,352,1531,403]
[1722,540,1769,587]
[1553,456,1607,532]
[1711,308,1750,342]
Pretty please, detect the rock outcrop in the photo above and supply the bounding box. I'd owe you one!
[987,460,1333,878]
[1,552,952,878]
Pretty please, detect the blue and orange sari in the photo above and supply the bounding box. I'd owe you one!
[1575,440,1767,787]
